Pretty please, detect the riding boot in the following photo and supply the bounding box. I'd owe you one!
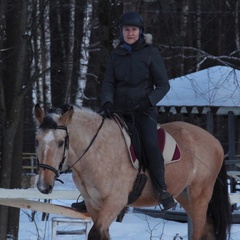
[71,200,87,212]
[148,155,176,210]
[135,110,176,210]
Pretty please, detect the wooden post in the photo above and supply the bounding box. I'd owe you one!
[188,217,193,240]
[228,111,236,172]
[206,110,213,134]
[228,111,236,212]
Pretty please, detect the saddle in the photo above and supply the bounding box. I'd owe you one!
[113,114,181,170]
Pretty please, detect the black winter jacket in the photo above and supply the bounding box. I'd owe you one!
[101,35,170,111]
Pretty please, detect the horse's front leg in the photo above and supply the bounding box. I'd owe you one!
[87,197,126,240]
[88,224,110,240]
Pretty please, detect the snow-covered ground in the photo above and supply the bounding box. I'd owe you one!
[18,174,240,240]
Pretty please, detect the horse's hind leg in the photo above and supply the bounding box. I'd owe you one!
[177,186,216,240]
[189,186,216,240]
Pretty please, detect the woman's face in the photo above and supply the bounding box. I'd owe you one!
[122,26,140,45]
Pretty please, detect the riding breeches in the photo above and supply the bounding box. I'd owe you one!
[125,110,167,192]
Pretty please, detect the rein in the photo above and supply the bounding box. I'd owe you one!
[37,116,105,183]
[61,116,105,174]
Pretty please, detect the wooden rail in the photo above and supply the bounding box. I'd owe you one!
[0,188,80,200]
[228,171,240,181]
[0,198,90,219]
[0,188,90,219]
[0,152,37,171]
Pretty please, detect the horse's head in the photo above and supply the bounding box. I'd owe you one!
[34,104,74,194]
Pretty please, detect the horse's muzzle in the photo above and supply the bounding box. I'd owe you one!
[37,181,53,194]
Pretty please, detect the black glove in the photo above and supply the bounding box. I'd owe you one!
[102,101,113,118]
[134,98,151,112]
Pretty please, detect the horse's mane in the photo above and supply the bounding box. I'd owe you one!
[39,115,58,129]
[49,104,72,115]
[39,104,99,129]
[39,104,72,129]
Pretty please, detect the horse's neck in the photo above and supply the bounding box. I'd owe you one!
[68,109,103,154]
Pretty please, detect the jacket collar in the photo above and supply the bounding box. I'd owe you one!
[114,34,152,55]
[113,34,152,48]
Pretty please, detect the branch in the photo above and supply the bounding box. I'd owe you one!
[19,67,51,97]
[159,44,240,70]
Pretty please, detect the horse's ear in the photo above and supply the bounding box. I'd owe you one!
[34,104,45,124]
[59,106,74,125]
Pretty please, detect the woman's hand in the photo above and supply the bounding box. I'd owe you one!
[102,101,113,118]
[134,98,151,112]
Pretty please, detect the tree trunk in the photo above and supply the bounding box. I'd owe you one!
[39,0,52,107]
[180,0,190,74]
[50,0,67,106]
[123,0,139,11]
[196,0,202,70]
[82,0,122,109]
[217,0,223,55]
[0,1,28,238]
[70,0,85,104]
[64,0,76,103]
[235,0,239,50]
[8,109,24,236]
[0,0,7,114]
[76,0,92,106]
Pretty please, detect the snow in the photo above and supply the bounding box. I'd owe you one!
[18,173,240,240]
[159,66,240,107]
[17,65,240,239]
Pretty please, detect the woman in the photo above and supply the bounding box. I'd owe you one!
[72,11,175,212]
[101,11,175,210]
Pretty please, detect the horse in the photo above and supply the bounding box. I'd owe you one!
[34,104,231,240]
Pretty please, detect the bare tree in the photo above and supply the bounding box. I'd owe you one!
[0,1,30,238]
[31,0,52,108]
[64,0,76,103]
[49,0,67,106]
[47,0,86,106]
[234,0,239,50]
[196,0,202,70]
[82,0,123,109]
[0,1,7,115]
[123,0,139,11]
[76,0,92,106]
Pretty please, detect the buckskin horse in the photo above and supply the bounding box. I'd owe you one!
[34,104,231,240]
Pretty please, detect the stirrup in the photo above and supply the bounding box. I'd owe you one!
[71,200,87,213]
[158,191,176,211]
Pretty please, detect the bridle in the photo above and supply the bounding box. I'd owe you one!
[37,117,105,183]
[37,125,69,183]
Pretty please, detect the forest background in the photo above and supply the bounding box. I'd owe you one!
[0,0,240,239]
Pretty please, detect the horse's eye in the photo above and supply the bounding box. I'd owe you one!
[35,140,39,147]
[58,140,64,148]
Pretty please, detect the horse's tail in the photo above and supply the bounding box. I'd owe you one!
[207,162,232,240]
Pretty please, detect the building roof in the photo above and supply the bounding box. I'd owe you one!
[158,66,240,115]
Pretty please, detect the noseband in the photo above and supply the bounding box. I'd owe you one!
[37,125,69,184]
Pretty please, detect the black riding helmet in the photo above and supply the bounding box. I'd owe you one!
[119,12,144,30]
